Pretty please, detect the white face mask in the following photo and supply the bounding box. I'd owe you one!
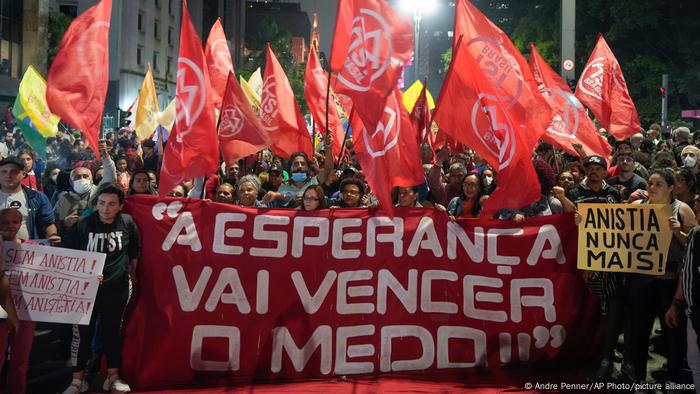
[483,175,494,187]
[50,174,58,183]
[684,156,697,168]
[73,178,92,194]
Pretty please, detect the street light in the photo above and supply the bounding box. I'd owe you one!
[399,0,438,83]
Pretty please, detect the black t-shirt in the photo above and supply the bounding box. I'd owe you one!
[64,212,141,283]
[607,173,648,192]
[565,182,622,205]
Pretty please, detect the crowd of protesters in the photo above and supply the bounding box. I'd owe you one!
[0,115,699,393]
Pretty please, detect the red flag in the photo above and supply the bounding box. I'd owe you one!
[159,0,219,196]
[260,43,313,158]
[204,18,234,110]
[529,43,611,158]
[410,80,434,148]
[575,34,641,140]
[219,71,270,164]
[434,40,542,216]
[330,0,413,130]
[352,88,423,211]
[46,0,112,159]
[304,48,345,158]
[451,0,553,137]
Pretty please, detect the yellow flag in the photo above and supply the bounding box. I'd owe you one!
[18,65,60,137]
[402,79,435,113]
[240,76,261,109]
[157,98,176,130]
[248,67,262,97]
[135,64,160,139]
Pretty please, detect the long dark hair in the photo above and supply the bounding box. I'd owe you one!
[459,173,482,216]
[128,170,157,195]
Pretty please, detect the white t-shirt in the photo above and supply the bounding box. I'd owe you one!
[0,190,29,240]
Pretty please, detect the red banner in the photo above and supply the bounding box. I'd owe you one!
[122,196,599,389]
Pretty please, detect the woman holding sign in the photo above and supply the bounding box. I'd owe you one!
[61,184,141,394]
[628,168,695,385]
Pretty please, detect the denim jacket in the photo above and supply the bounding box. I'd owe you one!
[22,185,55,239]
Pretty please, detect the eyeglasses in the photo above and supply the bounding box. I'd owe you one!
[342,190,360,196]
[303,197,320,202]
[463,182,479,187]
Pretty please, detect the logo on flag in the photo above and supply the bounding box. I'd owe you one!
[578,57,605,100]
[470,94,516,169]
[211,38,233,72]
[337,9,392,92]
[363,91,400,158]
[260,74,278,131]
[219,106,244,138]
[175,58,206,134]
[77,21,110,70]
[467,37,523,109]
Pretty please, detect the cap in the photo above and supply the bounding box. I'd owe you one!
[341,167,358,175]
[143,140,155,148]
[269,164,283,173]
[583,155,607,169]
[0,157,24,170]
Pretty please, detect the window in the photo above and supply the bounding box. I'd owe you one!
[155,0,161,8]
[153,51,160,71]
[154,19,160,40]
[168,27,174,46]
[137,12,144,32]
[167,56,173,77]
[137,46,143,65]
[58,4,78,17]
[169,0,174,16]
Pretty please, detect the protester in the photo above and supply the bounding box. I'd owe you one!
[0,209,24,394]
[556,170,577,193]
[42,163,62,200]
[607,150,648,192]
[674,168,698,207]
[115,157,130,193]
[17,149,39,191]
[167,184,189,198]
[447,173,484,220]
[300,185,327,211]
[236,175,265,207]
[213,183,236,204]
[329,178,367,208]
[61,184,140,394]
[267,152,319,208]
[128,170,155,195]
[429,148,467,206]
[555,155,624,380]
[627,168,695,385]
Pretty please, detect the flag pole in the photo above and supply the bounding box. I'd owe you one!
[335,108,354,169]
[311,118,316,152]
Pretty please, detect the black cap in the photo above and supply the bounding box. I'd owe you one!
[143,140,155,148]
[0,157,24,170]
[583,155,607,170]
[269,164,283,173]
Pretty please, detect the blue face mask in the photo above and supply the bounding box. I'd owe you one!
[291,172,308,183]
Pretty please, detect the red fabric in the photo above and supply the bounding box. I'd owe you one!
[260,44,313,159]
[351,88,423,210]
[159,0,220,196]
[304,49,345,158]
[450,0,552,136]
[410,80,434,149]
[219,71,270,164]
[528,44,612,158]
[46,0,111,159]
[433,40,545,216]
[20,174,40,191]
[575,34,641,141]
[330,0,413,130]
[204,18,234,110]
[120,198,598,389]
[0,320,35,394]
